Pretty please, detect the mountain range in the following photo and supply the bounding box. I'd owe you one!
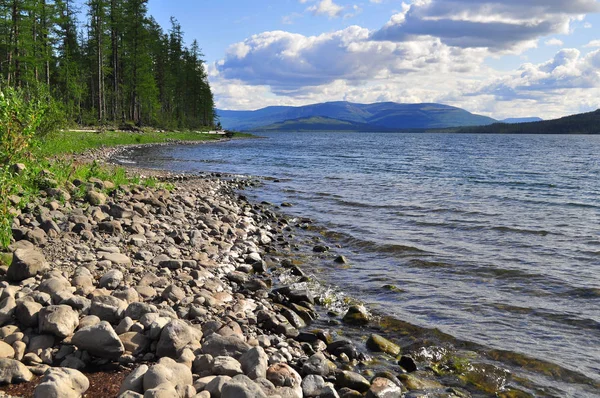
[217,101,499,132]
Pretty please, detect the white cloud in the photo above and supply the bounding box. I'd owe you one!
[216,27,487,93]
[545,38,564,46]
[373,0,600,51]
[212,0,600,119]
[307,0,344,18]
[585,39,600,47]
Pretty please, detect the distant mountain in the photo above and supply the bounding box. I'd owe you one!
[253,116,398,132]
[217,101,497,131]
[455,109,600,134]
[502,117,544,124]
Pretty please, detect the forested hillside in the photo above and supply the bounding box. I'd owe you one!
[0,0,215,129]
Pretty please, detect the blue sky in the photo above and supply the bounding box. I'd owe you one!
[101,1,600,119]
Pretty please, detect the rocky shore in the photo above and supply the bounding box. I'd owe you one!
[0,157,489,397]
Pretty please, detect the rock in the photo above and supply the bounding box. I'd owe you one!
[102,253,131,266]
[266,363,303,397]
[203,375,231,398]
[90,295,127,324]
[202,334,250,359]
[86,191,106,206]
[274,286,314,305]
[33,367,89,398]
[156,319,195,358]
[366,377,403,398]
[120,332,151,356]
[161,285,186,302]
[398,356,417,373]
[398,374,444,391]
[366,334,400,357]
[302,352,337,377]
[334,255,348,264]
[342,305,370,325]
[16,300,43,327]
[327,340,359,361]
[0,341,15,358]
[99,269,124,289]
[119,392,143,398]
[221,375,268,398]
[0,297,17,326]
[212,356,243,377]
[302,374,331,397]
[119,364,148,394]
[72,321,124,359]
[7,248,49,282]
[336,371,371,393]
[39,305,79,339]
[144,383,178,397]
[143,357,193,391]
[239,346,268,380]
[0,358,33,384]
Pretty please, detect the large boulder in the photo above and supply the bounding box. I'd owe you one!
[72,321,124,359]
[39,305,79,339]
[221,375,268,398]
[0,358,33,384]
[239,346,268,380]
[143,357,193,391]
[7,248,49,282]
[156,319,195,358]
[33,367,89,398]
[201,334,250,359]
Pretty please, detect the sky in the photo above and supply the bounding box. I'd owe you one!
[148,1,600,119]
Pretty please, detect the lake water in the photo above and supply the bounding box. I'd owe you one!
[116,132,600,396]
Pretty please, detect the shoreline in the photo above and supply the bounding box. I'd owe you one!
[0,140,572,397]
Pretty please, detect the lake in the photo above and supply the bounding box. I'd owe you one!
[115,132,600,396]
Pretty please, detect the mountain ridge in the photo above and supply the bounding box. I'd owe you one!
[217,101,497,131]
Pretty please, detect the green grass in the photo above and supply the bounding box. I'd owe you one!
[36,129,252,157]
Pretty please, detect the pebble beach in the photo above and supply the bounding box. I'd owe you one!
[0,143,520,398]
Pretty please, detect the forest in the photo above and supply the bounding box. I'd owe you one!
[0,0,216,129]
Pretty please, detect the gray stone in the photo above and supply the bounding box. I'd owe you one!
[72,321,124,359]
[119,364,148,395]
[33,367,89,398]
[7,248,49,282]
[366,377,403,398]
[212,356,243,376]
[204,375,231,398]
[239,346,268,380]
[302,352,337,377]
[15,300,42,328]
[0,297,17,327]
[102,253,131,266]
[0,358,33,384]
[39,305,79,339]
[221,375,268,398]
[87,191,106,206]
[90,295,127,324]
[302,374,330,398]
[156,320,196,358]
[201,334,250,359]
[99,269,124,289]
[336,371,371,393]
[143,357,193,391]
[342,305,370,325]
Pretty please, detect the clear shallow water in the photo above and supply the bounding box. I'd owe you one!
[117,133,600,396]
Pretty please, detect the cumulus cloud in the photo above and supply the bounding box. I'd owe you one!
[585,39,600,47]
[307,0,344,18]
[545,38,564,46]
[372,0,600,51]
[215,27,487,93]
[474,48,600,100]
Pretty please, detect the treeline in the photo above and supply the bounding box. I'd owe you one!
[0,0,216,129]
[454,109,600,134]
